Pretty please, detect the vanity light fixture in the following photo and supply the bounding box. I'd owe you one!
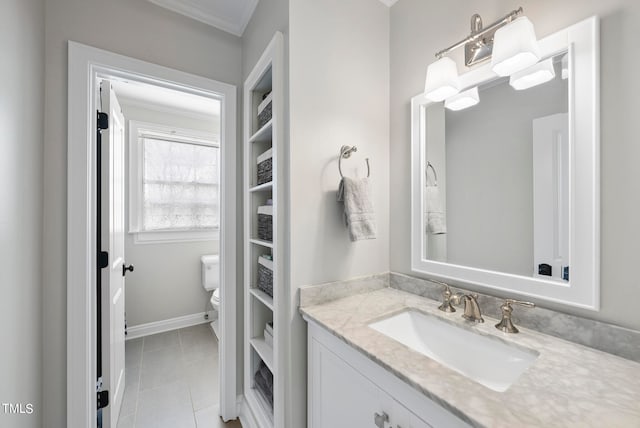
[444,87,480,111]
[509,58,555,90]
[424,7,541,103]
[424,57,460,102]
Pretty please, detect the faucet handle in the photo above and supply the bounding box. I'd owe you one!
[436,282,456,313]
[505,298,536,308]
[495,299,535,333]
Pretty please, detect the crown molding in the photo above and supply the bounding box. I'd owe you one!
[147,0,258,36]
[238,0,260,35]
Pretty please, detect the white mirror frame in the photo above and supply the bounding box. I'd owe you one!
[411,16,600,310]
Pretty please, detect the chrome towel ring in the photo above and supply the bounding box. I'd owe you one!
[339,145,370,178]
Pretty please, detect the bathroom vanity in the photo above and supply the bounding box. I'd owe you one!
[307,319,466,428]
[300,12,640,428]
[301,281,640,428]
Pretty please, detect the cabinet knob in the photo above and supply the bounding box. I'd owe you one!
[374,411,389,428]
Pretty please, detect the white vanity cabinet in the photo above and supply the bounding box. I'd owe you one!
[307,320,471,428]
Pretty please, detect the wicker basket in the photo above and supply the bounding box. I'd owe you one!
[257,262,273,297]
[257,210,273,241]
[257,156,272,185]
[257,93,273,129]
[254,361,273,408]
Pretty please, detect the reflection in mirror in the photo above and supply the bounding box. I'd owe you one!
[423,52,569,281]
[412,16,599,309]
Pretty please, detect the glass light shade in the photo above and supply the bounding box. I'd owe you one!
[561,53,569,80]
[424,57,460,102]
[509,58,555,90]
[491,16,541,76]
[444,87,480,111]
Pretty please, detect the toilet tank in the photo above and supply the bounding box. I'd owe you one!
[201,255,219,291]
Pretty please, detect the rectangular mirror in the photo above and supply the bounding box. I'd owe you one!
[411,17,600,309]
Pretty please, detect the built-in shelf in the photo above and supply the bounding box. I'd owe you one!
[249,119,273,144]
[249,182,273,192]
[249,388,274,425]
[244,32,283,428]
[250,288,274,310]
[251,337,274,372]
[250,238,274,248]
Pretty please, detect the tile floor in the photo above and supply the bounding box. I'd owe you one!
[117,324,241,428]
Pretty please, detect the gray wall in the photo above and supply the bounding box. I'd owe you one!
[0,0,44,426]
[119,102,219,327]
[390,0,640,331]
[242,0,289,81]
[42,0,242,425]
[290,0,390,294]
[125,240,216,325]
[442,74,567,276]
[289,0,390,426]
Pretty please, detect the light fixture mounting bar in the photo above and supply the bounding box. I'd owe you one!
[434,7,523,60]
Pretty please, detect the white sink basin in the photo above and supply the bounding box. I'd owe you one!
[369,310,538,392]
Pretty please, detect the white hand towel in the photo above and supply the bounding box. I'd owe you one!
[425,185,446,235]
[337,177,377,241]
[257,205,273,216]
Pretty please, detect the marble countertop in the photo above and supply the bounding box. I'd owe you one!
[300,287,640,428]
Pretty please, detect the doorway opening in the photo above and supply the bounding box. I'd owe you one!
[103,77,228,426]
[67,42,237,428]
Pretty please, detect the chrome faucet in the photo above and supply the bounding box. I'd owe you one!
[460,294,484,323]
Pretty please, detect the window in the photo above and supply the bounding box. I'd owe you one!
[129,121,219,243]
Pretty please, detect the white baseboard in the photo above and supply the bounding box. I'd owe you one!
[126,311,213,340]
[238,395,258,428]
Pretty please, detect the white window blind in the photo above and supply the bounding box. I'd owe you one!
[141,137,219,232]
[128,120,220,243]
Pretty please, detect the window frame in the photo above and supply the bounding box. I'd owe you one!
[128,120,220,244]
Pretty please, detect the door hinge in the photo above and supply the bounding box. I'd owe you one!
[98,251,109,269]
[97,390,109,410]
[97,111,109,131]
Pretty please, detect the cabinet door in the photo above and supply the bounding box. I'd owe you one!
[408,410,434,428]
[308,322,471,428]
[310,337,386,428]
[384,397,433,428]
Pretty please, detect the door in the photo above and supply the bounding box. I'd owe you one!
[100,80,127,428]
[311,337,434,428]
[532,113,569,281]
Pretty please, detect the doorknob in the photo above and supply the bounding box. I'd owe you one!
[122,264,134,277]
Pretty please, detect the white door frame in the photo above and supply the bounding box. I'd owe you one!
[67,41,237,427]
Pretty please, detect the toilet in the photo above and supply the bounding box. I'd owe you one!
[201,254,219,289]
[201,255,220,337]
